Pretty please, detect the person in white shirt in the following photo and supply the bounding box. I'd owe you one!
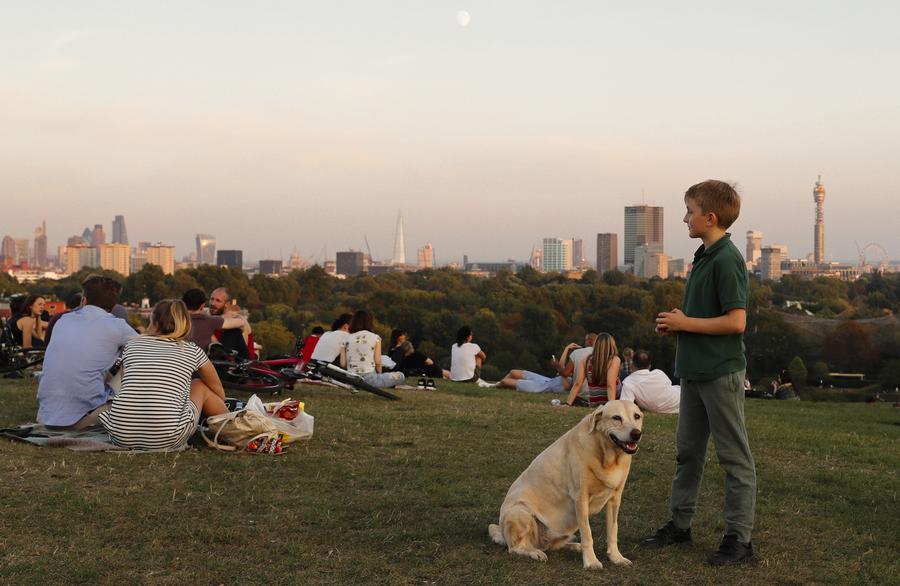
[619,349,680,414]
[339,310,404,388]
[309,313,352,364]
[450,325,487,382]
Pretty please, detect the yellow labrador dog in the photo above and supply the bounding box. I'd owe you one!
[488,400,643,569]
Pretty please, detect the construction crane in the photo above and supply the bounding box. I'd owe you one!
[364,236,376,264]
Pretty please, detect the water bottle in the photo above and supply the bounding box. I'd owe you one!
[550,399,561,406]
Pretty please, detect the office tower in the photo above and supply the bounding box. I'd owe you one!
[572,238,588,269]
[100,243,131,276]
[668,258,686,278]
[65,245,99,273]
[259,260,283,275]
[541,238,573,272]
[146,243,175,275]
[91,224,106,246]
[596,233,618,273]
[216,249,243,269]
[746,230,763,267]
[623,205,664,266]
[32,221,48,268]
[81,227,93,242]
[529,246,543,270]
[195,234,216,266]
[634,243,668,279]
[336,251,365,277]
[760,244,788,281]
[14,238,29,265]
[392,211,406,266]
[417,243,434,269]
[813,175,826,265]
[1,235,15,265]
[112,215,129,244]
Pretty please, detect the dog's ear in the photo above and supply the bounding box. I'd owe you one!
[589,406,604,433]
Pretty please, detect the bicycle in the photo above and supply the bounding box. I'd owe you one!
[208,344,285,394]
[283,359,400,400]
[0,321,45,375]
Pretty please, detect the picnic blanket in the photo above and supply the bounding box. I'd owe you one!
[1,424,190,453]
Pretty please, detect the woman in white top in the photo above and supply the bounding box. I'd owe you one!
[450,325,487,382]
[340,310,405,388]
[100,299,227,450]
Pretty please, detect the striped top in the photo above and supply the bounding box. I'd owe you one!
[99,336,208,450]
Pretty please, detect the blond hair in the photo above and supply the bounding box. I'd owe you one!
[684,179,741,229]
[149,299,192,345]
[590,333,619,387]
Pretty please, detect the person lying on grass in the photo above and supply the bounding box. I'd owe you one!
[100,299,227,451]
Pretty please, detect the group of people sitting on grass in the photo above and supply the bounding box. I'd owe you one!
[34,277,240,451]
[494,333,680,413]
[296,315,487,389]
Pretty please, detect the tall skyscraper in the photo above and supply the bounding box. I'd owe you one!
[813,175,826,265]
[746,230,763,267]
[14,238,29,265]
[392,211,406,266]
[147,243,175,275]
[417,243,434,269]
[596,233,618,273]
[624,205,664,266]
[217,249,243,269]
[541,238,573,272]
[112,215,129,244]
[91,224,106,246]
[81,227,93,242]
[100,243,131,276]
[33,221,48,268]
[572,238,588,269]
[196,234,216,265]
[1,235,16,265]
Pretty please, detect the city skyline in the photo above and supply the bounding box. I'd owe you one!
[1,3,899,264]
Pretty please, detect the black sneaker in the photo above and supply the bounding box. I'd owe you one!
[642,520,693,547]
[708,534,754,566]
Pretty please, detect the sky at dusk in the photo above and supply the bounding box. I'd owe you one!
[2,1,898,266]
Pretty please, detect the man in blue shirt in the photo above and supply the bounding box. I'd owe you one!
[37,276,137,429]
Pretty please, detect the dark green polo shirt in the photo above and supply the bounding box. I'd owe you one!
[674,233,748,381]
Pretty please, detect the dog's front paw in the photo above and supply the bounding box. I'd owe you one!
[608,552,632,566]
[583,558,603,570]
[529,550,548,562]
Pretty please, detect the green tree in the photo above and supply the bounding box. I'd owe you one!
[252,320,295,358]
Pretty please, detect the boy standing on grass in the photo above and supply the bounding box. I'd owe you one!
[644,180,756,565]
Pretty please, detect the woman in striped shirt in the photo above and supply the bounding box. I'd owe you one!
[100,299,227,450]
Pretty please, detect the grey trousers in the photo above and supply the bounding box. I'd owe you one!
[671,370,756,543]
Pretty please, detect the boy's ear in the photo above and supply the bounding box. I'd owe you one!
[707,211,719,227]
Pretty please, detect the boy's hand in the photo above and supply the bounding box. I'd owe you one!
[656,308,688,333]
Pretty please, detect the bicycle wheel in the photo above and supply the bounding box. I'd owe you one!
[320,366,400,400]
[219,367,283,394]
[0,350,45,374]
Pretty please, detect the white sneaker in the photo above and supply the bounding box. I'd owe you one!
[476,379,496,388]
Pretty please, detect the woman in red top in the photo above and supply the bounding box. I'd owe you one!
[565,333,621,407]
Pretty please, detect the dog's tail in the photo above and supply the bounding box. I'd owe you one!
[488,523,506,545]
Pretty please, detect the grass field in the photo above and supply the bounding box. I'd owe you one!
[2,377,898,585]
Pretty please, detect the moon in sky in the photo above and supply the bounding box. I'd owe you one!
[457,10,471,27]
